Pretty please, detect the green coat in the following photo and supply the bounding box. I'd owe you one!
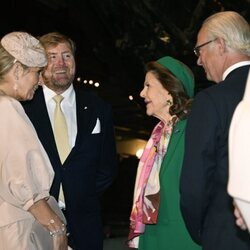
[139,120,201,250]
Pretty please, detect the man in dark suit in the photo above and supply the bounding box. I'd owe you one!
[22,32,117,250]
[180,11,250,250]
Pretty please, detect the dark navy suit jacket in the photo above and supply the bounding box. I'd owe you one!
[180,65,250,250]
[22,85,117,250]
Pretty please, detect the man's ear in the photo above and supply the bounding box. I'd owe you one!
[217,37,227,55]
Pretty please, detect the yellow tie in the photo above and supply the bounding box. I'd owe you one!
[53,95,70,163]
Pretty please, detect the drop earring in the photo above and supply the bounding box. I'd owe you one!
[166,99,173,106]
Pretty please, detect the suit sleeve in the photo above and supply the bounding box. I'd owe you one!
[96,104,117,194]
[180,91,219,243]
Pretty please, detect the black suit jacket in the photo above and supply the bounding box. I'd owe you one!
[180,65,250,250]
[22,85,117,250]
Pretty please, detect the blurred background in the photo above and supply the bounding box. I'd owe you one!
[2,0,249,248]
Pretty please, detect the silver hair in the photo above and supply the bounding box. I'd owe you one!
[202,11,250,56]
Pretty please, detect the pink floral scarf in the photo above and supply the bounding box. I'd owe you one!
[128,119,175,248]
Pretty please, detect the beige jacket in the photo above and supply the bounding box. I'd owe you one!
[0,94,54,227]
[228,69,250,202]
[228,69,250,232]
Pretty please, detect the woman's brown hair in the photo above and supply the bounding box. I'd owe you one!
[145,61,192,120]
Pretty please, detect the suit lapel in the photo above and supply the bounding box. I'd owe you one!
[73,89,97,148]
[28,87,98,161]
[27,88,60,162]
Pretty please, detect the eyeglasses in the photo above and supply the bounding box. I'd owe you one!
[193,39,217,57]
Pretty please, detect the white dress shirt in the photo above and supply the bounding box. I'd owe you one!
[43,84,77,210]
[43,84,77,149]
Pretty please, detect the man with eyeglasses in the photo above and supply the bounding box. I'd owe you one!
[180,11,250,250]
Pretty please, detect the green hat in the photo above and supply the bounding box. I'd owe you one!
[157,56,194,97]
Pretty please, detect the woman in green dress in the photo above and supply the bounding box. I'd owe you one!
[128,56,201,250]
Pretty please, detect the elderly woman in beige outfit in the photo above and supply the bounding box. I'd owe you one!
[0,32,67,250]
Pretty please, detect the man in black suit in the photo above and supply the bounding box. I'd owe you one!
[180,11,250,250]
[22,32,117,250]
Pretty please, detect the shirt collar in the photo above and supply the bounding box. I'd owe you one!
[223,61,250,80]
[43,84,75,105]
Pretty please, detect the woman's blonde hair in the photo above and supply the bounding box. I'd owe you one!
[0,44,16,80]
[0,43,29,81]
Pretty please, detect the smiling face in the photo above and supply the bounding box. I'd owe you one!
[15,66,42,101]
[140,71,173,122]
[42,42,76,94]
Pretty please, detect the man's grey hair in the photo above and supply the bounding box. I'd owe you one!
[202,11,250,56]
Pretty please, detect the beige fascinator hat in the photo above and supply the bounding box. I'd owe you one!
[1,31,47,67]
